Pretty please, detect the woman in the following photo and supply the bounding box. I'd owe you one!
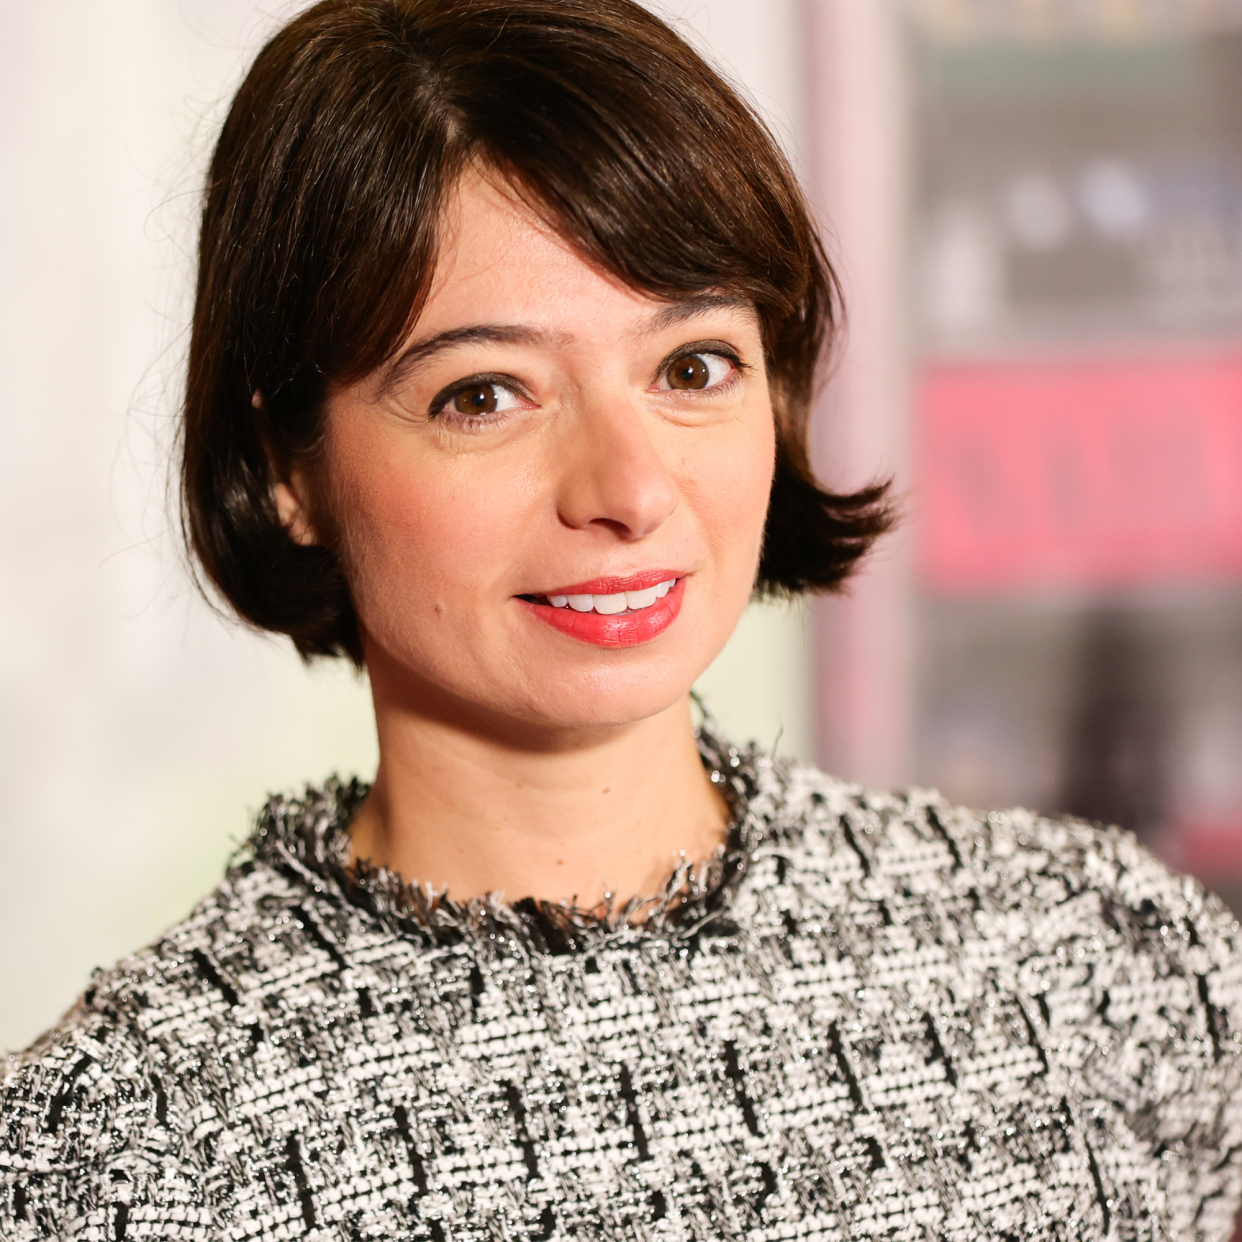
[3,1,1241,1238]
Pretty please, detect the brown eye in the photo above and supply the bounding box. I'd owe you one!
[452,384,499,415]
[666,354,711,390]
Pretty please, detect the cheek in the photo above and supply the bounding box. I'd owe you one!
[686,411,776,571]
[329,448,530,615]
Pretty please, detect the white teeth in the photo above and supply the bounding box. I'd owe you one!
[544,578,677,613]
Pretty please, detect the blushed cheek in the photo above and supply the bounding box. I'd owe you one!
[716,418,775,574]
[334,458,526,638]
[332,468,463,619]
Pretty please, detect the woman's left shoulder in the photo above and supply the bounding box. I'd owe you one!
[748,756,1242,1238]
[760,754,1242,1017]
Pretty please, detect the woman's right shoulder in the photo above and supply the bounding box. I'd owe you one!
[0,850,342,1237]
[7,852,288,1048]
[0,975,212,1237]
[0,899,230,1236]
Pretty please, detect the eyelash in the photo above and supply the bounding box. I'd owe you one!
[654,343,746,396]
[429,372,529,428]
[427,343,747,427]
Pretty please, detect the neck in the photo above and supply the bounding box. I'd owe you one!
[348,686,727,910]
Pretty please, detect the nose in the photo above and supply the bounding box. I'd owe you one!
[555,395,679,540]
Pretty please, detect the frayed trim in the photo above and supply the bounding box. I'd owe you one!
[237,727,775,954]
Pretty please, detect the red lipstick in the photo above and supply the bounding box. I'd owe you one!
[537,569,680,597]
[518,571,685,647]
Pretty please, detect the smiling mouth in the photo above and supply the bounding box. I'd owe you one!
[517,574,685,647]
[519,578,677,616]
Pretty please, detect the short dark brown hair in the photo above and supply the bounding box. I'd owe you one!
[181,0,893,665]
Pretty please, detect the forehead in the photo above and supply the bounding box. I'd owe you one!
[427,175,655,327]
[419,169,758,340]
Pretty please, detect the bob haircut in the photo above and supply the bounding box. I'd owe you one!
[182,0,893,666]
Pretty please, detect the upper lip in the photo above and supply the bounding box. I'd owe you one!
[526,570,684,597]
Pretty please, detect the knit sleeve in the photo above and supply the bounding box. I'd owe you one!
[1025,817,1242,1242]
[0,1001,221,1240]
[1117,838,1242,1241]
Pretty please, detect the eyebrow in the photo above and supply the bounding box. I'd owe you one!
[378,293,755,394]
[642,293,754,334]
[380,325,545,394]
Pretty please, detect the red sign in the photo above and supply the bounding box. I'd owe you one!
[917,353,1242,595]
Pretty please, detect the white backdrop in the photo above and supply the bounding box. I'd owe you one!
[0,0,811,1052]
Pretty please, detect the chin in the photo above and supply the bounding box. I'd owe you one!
[517,614,734,726]
[525,678,696,733]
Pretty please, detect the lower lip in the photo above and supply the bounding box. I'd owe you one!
[520,579,685,647]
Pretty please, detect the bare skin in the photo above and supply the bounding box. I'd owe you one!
[273,169,776,910]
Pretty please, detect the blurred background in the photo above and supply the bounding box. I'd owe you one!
[893,0,1242,911]
[1,0,1240,1061]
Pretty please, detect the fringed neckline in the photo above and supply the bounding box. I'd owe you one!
[240,727,775,953]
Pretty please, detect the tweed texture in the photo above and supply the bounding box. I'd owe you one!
[3,733,1242,1241]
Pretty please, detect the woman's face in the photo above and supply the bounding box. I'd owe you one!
[292,171,775,735]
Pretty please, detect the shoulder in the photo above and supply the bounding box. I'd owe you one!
[0,995,210,1237]
[0,827,353,1237]
[762,753,1242,987]
[754,756,1242,1237]
[0,932,215,1235]
[751,752,1242,1078]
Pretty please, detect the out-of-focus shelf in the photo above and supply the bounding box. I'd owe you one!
[902,2,1242,900]
[904,0,1242,45]
[918,316,1242,364]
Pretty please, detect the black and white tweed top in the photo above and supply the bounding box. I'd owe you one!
[4,732,1242,1241]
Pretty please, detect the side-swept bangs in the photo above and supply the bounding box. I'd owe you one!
[182,0,894,664]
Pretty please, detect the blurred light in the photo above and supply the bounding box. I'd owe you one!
[1006,173,1075,251]
[1078,160,1150,240]
[924,201,1005,329]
